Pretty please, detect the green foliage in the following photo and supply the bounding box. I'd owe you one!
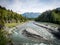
[0,5,27,45]
[0,20,8,45]
[0,30,8,45]
[35,8,60,25]
[0,20,4,29]
[0,6,27,23]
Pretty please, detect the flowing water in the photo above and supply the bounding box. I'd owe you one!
[10,21,60,45]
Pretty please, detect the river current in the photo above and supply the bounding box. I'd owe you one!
[10,21,60,45]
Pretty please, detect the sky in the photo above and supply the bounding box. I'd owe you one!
[0,0,60,14]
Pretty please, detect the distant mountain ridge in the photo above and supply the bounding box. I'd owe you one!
[22,12,40,18]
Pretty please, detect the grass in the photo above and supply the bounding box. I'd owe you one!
[5,23,19,28]
[5,22,25,28]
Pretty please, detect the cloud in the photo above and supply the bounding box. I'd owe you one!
[0,0,60,14]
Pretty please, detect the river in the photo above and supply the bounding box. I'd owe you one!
[9,21,60,45]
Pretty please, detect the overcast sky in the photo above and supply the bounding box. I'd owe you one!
[0,0,60,14]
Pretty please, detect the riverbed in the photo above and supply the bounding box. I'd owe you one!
[9,21,60,45]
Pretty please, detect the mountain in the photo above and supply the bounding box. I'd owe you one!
[35,7,60,25]
[22,12,40,18]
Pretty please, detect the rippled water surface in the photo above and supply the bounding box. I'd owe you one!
[10,21,60,45]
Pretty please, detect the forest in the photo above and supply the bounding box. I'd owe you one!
[35,8,60,25]
[0,6,27,45]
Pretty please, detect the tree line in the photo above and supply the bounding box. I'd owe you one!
[35,8,60,25]
[0,5,27,45]
[0,6,27,23]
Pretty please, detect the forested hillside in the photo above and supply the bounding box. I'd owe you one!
[0,6,27,45]
[0,6,27,23]
[35,8,60,25]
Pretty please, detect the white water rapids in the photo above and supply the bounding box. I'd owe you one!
[9,21,60,45]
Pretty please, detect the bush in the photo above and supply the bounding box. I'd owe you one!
[0,20,4,29]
